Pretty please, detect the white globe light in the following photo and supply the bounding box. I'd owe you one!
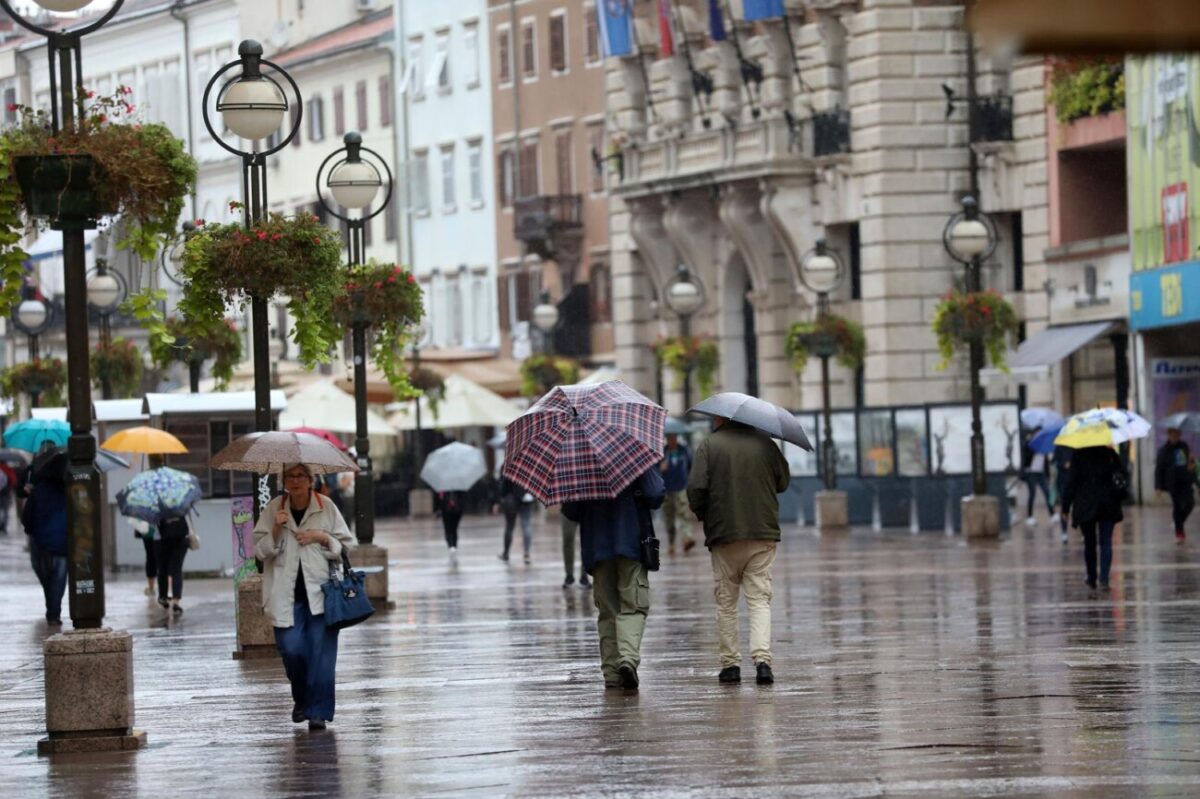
[532,301,560,333]
[949,218,990,259]
[33,0,94,11]
[87,273,121,310]
[17,299,47,331]
[328,159,381,211]
[219,77,287,141]
[666,278,703,317]
[803,251,842,294]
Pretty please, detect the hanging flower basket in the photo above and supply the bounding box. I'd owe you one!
[785,314,867,375]
[331,261,425,402]
[91,337,144,398]
[520,354,581,397]
[179,208,344,368]
[0,357,67,412]
[149,316,243,390]
[13,155,117,226]
[932,289,1020,372]
[408,366,446,417]
[651,335,720,397]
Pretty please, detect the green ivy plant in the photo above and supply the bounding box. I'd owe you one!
[331,261,425,403]
[179,208,344,368]
[785,314,867,374]
[1048,57,1126,124]
[520,354,581,397]
[932,289,1020,372]
[90,337,144,398]
[0,357,67,414]
[652,335,720,397]
[149,315,243,390]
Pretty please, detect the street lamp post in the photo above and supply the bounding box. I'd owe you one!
[315,132,393,545]
[662,265,706,415]
[201,40,302,442]
[11,297,54,407]
[532,290,561,356]
[943,195,1000,537]
[798,240,847,494]
[86,260,128,399]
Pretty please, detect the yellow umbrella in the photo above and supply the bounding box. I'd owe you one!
[101,426,188,454]
[1053,408,1151,450]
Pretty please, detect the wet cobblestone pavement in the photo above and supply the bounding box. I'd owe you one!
[1,505,1199,797]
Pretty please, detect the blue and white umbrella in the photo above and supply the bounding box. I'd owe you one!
[1020,407,1064,431]
[116,467,202,525]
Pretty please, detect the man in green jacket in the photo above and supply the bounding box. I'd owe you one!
[687,417,790,685]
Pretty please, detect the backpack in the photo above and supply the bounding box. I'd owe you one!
[158,516,189,540]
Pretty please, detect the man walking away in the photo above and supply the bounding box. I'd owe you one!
[22,473,68,625]
[688,416,789,685]
[1156,427,1195,543]
[660,433,694,554]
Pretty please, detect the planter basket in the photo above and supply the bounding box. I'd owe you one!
[13,155,115,230]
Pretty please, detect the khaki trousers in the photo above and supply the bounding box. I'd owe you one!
[592,557,650,684]
[662,490,693,546]
[710,539,777,668]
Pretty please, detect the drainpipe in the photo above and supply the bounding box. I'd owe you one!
[393,2,413,265]
[170,0,197,218]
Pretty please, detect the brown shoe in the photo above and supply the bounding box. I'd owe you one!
[683,538,696,553]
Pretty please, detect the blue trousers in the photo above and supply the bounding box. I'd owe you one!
[275,600,340,722]
[29,540,67,622]
[1080,520,1115,586]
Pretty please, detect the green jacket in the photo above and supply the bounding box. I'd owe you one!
[687,422,790,549]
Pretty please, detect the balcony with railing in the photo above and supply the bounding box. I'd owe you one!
[514,194,583,261]
[969,94,1014,143]
[812,109,851,158]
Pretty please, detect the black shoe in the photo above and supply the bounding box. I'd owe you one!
[1085,578,1098,590]
[292,704,305,723]
[578,575,591,588]
[498,552,509,562]
[308,719,326,730]
[171,603,183,616]
[1099,580,1110,590]
[157,598,170,609]
[755,662,774,685]
[46,616,62,626]
[563,574,575,588]
[718,666,741,684]
[618,663,639,690]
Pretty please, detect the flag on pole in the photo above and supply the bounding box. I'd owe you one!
[708,0,727,42]
[598,0,635,58]
[657,0,676,57]
[742,0,786,21]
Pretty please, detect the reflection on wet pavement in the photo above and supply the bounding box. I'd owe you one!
[2,507,1199,796]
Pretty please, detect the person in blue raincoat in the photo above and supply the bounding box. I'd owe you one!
[563,466,664,692]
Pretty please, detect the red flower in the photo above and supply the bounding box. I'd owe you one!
[5,103,17,112]
[121,85,133,95]
[406,274,415,284]
[229,201,241,211]
[123,103,135,114]
[194,218,205,226]
[97,114,107,124]
[271,233,282,242]
[386,276,396,284]
[256,231,267,241]
[374,282,383,289]
[313,237,321,245]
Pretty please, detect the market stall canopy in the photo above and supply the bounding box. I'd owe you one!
[31,399,148,425]
[278,380,393,436]
[338,351,525,402]
[968,0,1200,54]
[143,390,287,416]
[388,374,522,431]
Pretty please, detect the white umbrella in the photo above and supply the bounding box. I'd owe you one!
[690,392,813,450]
[1020,407,1063,430]
[279,380,394,436]
[420,442,487,492]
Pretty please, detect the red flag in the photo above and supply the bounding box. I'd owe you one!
[657,0,675,56]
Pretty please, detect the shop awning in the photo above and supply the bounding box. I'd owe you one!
[1008,321,1113,370]
[969,0,1200,54]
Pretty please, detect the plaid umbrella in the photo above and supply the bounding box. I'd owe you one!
[502,381,666,505]
[116,467,202,525]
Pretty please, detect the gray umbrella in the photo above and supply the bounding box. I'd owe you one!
[420,442,487,492]
[210,431,359,475]
[1160,412,1200,433]
[689,392,814,451]
[664,417,690,436]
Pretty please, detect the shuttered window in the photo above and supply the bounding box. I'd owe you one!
[333,86,345,136]
[356,80,368,131]
[378,75,391,127]
[549,12,566,73]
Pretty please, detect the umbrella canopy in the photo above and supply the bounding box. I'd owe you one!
[1020,407,1063,431]
[284,426,348,451]
[0,449,30,466]
[278,380,394,436]
[31,446,131,481]
[116,467,202,525]
[3,419,70,453]
[664,417,690,436]
[1028,423,1065,455]
[388,374,521,431]
[210,431,359,475]
[100,426,188,455]
[1159,412,1200,434]
[689,392,813,451]
[420,442,488,492]
[1055,408,1152,449]
[487,431,506,449]
[502,381,666,505]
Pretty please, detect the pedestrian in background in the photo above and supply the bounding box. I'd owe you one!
[253,462,355,730]
[496,477,533,564]
[22,471,67,625]
[659,432,694,554]
[561,514,590,588]
[1053,444,1073,545]
[1155,427,1195,543]
[0,461,15,535]
[155,514,191,616]
[437,490,465,561]
[1022,429,1055,526]
[563,465,664,691]
[689,416,790,686]
[129,517,157,597]
[1062,445,1126,592]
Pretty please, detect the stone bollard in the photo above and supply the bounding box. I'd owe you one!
[815,490,849,532]
[962,494,1001,539]
[40,628,146,755]
[234,573,278,660]
[409,488,433,519]
[353,543,394,610]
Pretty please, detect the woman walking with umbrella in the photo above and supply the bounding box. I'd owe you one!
[117,461,202,616]
[421,442,487,561]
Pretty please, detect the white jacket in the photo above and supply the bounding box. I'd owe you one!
[253,492,355,628]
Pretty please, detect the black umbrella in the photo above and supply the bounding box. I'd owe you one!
[30,447,131,482]
[0,449,29,466]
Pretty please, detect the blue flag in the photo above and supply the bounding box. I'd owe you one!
[742,0,785,21]
[598,0,635,58]
[708,0,727,41]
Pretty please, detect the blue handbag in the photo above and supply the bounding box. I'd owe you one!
[321,549,374,630]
